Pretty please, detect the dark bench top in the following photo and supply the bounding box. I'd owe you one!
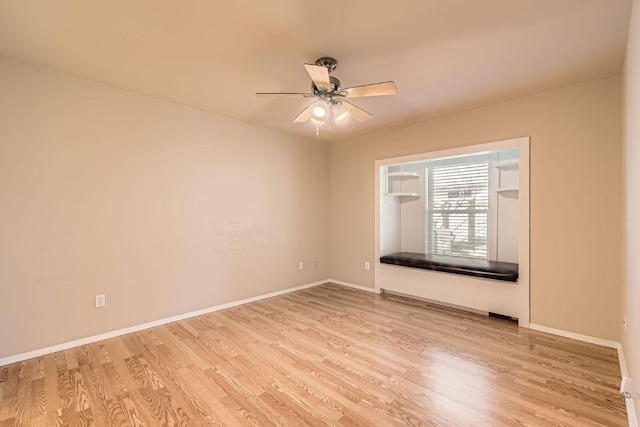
[379,252,519,282]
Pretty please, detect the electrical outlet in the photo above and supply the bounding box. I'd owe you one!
[298,261,304,270]
[95,294,106,308]
[364,261,370,270]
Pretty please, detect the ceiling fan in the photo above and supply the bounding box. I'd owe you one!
[256,57,397,125]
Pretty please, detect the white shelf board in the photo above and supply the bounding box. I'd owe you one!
[387,172,419,177]
[494,159,519,170]
[386,192,420,197]
[493,186,519,193]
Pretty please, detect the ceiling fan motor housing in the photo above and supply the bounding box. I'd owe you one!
[315,57,337,73]
[311,76,341,96]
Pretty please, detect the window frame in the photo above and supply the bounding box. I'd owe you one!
[424,154,491,260]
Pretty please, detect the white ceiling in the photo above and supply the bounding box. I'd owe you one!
[0,1,633,142]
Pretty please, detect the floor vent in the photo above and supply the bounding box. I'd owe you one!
[488,312,518,323]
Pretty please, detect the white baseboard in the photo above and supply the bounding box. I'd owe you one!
[328,279,379,293]
[627,396,639,427]
[617,343,639,427]
[528,323,619,349]
[619,343,630,378]
[0,279,328,367]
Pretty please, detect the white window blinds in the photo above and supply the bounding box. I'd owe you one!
[426,158,489,259]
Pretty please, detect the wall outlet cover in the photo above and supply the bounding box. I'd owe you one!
[95,294,106,308]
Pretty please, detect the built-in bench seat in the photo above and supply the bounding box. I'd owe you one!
[379,252,519,282]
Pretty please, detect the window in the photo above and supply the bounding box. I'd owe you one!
[425,155,489,259]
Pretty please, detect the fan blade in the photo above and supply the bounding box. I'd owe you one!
[304,64,331,91]
[293,103,316,123]
[256,93,313,99]
[341,81,397,98]
[340,101,373,122]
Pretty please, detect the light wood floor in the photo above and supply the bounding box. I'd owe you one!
[0,283,627,426]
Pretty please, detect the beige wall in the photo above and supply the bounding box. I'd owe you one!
[623,0,640,414]
[329,76,622,341]
[0,57,329,359]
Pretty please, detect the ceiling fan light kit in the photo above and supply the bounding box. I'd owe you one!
[312,105,326,118]
[257,57,397,132]
[333,105,349,122]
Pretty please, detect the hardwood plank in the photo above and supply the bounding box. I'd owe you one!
[181,364,257,426]
[109,392,146,427]
[43,354,62,414]
[56,371,75,412]
[130,384,189,427]
[30,377,46,419]
[70,369,91,413]
[11,363,32,424]
[63,350,78,371]
[55,406,94,426]
[101,362,128,397]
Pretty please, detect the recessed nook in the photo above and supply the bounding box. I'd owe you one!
[375,137,530,325]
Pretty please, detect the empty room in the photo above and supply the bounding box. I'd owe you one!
[1,1,639,426]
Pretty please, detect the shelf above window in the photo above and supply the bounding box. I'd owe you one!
[493,186,519,193]
[386,169,420,196]
[494,159,519,170]
[386,192,420,197]
[387,172,419,177]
